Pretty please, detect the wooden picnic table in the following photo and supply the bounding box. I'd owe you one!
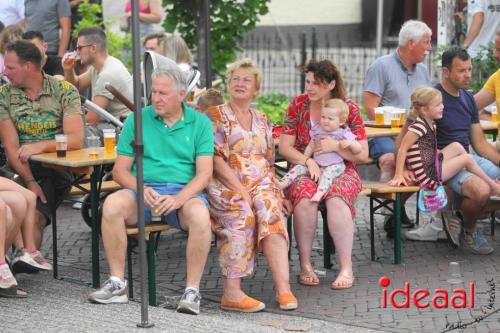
[31,147,116,288]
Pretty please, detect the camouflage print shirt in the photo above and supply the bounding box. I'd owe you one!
[0,73,82,143]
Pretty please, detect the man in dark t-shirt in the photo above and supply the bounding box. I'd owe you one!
[434,47,500,254]
[22,31,64,77]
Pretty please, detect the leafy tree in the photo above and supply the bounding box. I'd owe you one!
[162,0,269,78]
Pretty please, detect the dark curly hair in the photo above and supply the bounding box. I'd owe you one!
[305,59,346,100]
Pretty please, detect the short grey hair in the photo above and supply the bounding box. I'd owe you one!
[398,20,432,46]
[151,65,189,92]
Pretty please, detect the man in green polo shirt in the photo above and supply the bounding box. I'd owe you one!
[0,40,84,273]
[88,66,214,316]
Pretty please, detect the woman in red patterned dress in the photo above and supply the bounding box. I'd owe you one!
[279,60,368,289]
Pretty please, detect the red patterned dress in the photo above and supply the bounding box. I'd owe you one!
[282,94,367,216]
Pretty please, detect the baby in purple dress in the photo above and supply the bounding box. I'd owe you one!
[280,99,362,201]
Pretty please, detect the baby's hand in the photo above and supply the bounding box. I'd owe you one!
[339,140,351,150]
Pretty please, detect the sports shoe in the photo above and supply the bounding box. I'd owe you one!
[384,207,415,238]
[88,277,128,304]
[404,218,447,241]
[11,250,42,274]
[441,210,462,248]
[28,251,52,271]
[177,288,201,315]
[0,263,17,289]
[460,231,494,255]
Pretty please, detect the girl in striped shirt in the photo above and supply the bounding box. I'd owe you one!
[388,86,500,195]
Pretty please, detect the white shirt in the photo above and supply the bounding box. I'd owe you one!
[0,0,24,26]
[467,0,500,57]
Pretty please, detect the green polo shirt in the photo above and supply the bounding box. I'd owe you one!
[117,104,214,184]
[0,74,82,143]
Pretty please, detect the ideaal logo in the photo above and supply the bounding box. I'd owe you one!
[379,276,498,332]
[379,276,475,309]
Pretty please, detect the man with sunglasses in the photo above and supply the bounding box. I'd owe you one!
[62,28,133,126]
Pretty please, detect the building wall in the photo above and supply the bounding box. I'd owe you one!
[256,0,362,26]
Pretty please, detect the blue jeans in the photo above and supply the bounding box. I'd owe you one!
[369,137,395,161]
[446,150,500,195]
[124,183,209,231]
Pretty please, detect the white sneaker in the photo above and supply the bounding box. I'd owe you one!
[72,201,83,210]
[405,218,447,241]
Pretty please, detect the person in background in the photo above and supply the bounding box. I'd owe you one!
[363,20,432,238]
[0,25,24,84]
[206,59,297,313]
[123,0,163,38]
[475,30,500,115]
[22,31,64,78]
[62,28,133,126]
[0,0,25,27]
[158,34,194,72]
[196,88,224,113]
[25,0,71,57]
[143,31,167,53]
[463,0,500,58]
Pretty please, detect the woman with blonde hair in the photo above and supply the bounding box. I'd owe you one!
[205,58,297,312]
[389,86,500,195]
[158,34,193,71]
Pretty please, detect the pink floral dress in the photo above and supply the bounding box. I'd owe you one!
[205,103,288,279]
[282,94,367,217]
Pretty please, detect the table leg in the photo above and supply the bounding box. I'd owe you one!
[91,166,101,288]
[51,200,58,279]
[394,193,402,264]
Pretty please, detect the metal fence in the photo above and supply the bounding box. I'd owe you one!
[237,30,440,101]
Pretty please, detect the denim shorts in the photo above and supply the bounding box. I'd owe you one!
[368,137,395,161]
[124,183,209,231]
[446,151,500,195]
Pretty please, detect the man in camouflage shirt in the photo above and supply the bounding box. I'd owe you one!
[0,40,83,267]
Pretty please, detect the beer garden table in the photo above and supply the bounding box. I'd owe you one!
[30,147,116,288]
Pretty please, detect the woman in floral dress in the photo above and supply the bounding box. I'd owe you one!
[279,60,368,289]
[206,59,297,312]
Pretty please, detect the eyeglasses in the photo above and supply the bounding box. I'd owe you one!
[75,44,93,51]
[230,76,254,85]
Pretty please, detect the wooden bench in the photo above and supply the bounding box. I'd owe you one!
[69,180,121,196]
[363,183,420,264]
[126,223,173,306]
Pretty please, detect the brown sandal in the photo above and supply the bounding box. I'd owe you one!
[331,274,355,290]
[298,269,320,286]
[0,286,28,298]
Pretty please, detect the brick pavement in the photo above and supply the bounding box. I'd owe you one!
[34,193,500,333]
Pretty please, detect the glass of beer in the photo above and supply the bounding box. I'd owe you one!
[103,129,116,154]
[375,111,384,125]
[390,113,400,129]
[64,51,80,66]
[399,111,406,125]
[87,136,100,159]
[151,206,162,222]
[55,134,67,158]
